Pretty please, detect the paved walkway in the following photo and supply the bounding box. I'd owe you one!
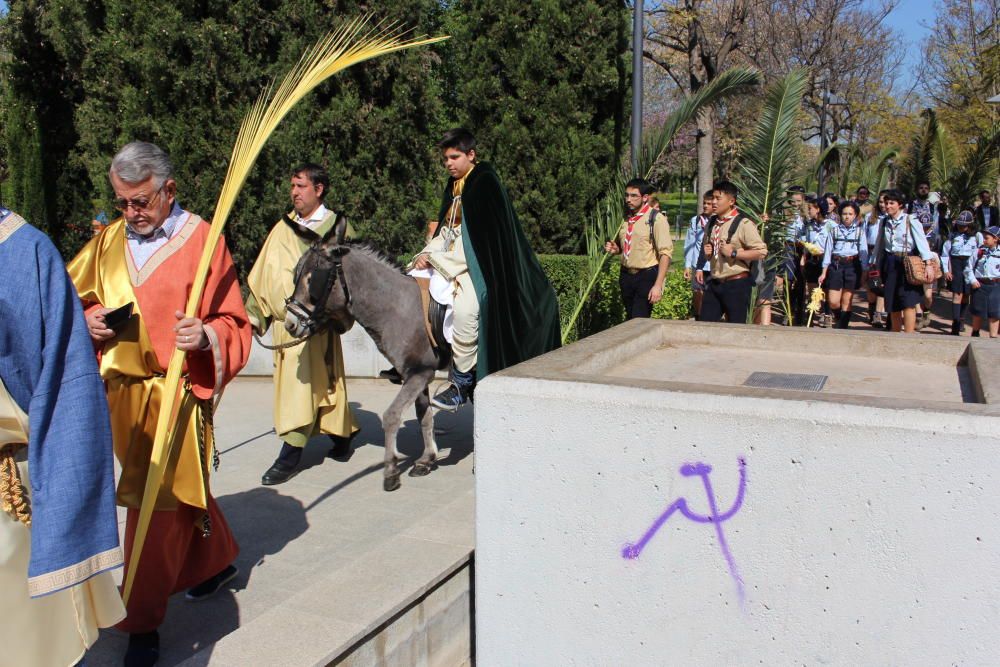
[795,286,982,335]
[87,377,475,667]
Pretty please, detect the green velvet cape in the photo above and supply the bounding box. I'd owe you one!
[436,162,561,379]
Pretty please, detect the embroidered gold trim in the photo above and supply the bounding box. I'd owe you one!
[27,546,124,598]
[126,213,202,287]
[0,213,27,245]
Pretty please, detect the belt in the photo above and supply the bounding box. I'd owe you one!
[979,278,1000,284]
[832,254,858,262]
[711,271,750,283]
[623,266,656,275]
[891,251,911,258]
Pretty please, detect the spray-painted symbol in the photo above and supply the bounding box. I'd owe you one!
[622,457,747,605]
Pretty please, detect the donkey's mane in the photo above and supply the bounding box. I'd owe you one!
[348,242,407,275]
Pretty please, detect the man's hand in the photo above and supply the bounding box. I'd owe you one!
[604,241,620,254]
[818,270,827,286]
[702,242,713,257]
[945,271,953,282]
[412,253,431,270]
[972,280,981,290]
[174,310,209,351]
[775,275,784,291]
[695,270,705,286]
[86,307,116,343]
[683,267,692,281]
[648,282,664,304]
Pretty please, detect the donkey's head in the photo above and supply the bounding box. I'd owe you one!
[285,214,356,338]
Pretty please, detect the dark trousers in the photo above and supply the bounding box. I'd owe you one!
[619,266,658,319]
[701,276,752,323]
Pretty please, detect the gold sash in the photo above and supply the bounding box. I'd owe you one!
[0,377,30,525]
[67,220,212,511]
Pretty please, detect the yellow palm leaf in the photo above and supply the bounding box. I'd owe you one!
[123,17,449,604]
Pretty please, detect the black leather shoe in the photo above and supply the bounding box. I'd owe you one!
[186,564,239,601]
[124,630,159,667]
[261,460,299,485]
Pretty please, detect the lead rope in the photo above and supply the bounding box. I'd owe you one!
[252,330,309,350]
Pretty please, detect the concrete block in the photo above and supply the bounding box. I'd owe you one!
[475,319,1000,665]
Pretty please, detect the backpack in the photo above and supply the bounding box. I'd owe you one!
[724,214,767,287]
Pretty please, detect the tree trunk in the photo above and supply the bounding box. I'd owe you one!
[696,106,714,198]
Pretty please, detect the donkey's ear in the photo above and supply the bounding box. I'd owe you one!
[334,214,349,245]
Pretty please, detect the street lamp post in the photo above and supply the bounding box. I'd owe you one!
[631,0,644,174]
[817,88,847,195]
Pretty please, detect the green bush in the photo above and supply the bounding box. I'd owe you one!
[537,254,693,343]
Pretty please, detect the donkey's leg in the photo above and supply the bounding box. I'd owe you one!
[409,381,439,477]
[382,375,427,492]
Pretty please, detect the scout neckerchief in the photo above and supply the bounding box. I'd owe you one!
[710,207,739,256]
[975,245,999,274]
[622,203,651,260]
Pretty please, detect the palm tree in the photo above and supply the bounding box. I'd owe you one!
[942,123,1000,214]
[898,108,939,198]
[731,68,810,324]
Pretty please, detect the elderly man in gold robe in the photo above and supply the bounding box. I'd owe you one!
[246,163,359,485]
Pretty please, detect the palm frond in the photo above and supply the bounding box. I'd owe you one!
[899,108,937,196]
[733,68,809,221]
[855,147,899,194]
[637,67,761,178]
[560,68,761,343]
[944,122,1000,212]
[122,18,448,604]
[931,122,956,186]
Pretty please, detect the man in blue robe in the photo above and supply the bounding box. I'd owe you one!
[0,207,125,666]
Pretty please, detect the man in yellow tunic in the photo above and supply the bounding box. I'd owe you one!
[246,163,359,485]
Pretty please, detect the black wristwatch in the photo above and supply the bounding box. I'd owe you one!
[730,248,738,259]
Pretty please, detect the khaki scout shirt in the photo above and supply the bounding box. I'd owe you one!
[617,209,673,271]
[705,213,767,280]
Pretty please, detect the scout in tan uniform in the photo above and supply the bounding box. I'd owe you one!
[605,177,673,319]
[696,180,768,323]
[246,163,360,485]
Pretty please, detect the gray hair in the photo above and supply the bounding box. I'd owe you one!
[109,141,174,188]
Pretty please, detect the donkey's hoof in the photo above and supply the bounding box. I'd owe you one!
[383,473,401,492]
[408,461,437,477]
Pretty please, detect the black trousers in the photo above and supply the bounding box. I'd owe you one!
[701,276,752,323]
[620,266,658,319]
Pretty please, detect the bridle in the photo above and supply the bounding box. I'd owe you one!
[285,242,352,336]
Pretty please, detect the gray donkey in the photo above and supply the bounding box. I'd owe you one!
[283,215,449,492]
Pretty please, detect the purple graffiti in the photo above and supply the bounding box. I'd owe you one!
[622,457,747,605]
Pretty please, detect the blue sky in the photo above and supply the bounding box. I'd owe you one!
[888,0,937,90]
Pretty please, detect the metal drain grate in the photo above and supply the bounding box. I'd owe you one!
[743,371,827,392]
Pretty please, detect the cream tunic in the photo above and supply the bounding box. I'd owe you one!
[0,379,125,666]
